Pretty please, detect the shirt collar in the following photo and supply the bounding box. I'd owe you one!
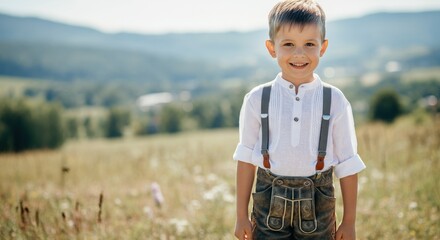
[274,72,322,92]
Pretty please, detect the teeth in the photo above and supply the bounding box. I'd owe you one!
[291,63,307,67]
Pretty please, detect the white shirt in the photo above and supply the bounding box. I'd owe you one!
[233,73,366,178]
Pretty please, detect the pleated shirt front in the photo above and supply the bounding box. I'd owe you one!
[233,73,366,178]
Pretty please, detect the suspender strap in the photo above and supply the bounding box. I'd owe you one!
[316,86,332,171]
[260,84,331,171]
[261,85,272,169]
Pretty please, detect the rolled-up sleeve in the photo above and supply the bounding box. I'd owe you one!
[332,101,366,178]
[233,91,260,163]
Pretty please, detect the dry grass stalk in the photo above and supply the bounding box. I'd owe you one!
[24,207,30,225]
[19,200,27,229]
[98,192,103,223]
[73,201,81,233]
[61,212,66,222]
[35,209,39,227]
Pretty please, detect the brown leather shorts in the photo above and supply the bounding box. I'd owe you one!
[251,168,336,240]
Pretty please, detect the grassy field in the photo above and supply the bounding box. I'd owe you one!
[0,115,439,239]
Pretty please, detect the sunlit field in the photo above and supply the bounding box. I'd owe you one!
[1,115,439,239]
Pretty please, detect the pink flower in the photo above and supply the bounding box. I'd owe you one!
[151,182,164,208]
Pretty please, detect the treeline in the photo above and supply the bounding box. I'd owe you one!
[0,100,64,152]
[0,88,245,152]
[1,72,439,153]
[343,72,440,111]
[8,77,253,109]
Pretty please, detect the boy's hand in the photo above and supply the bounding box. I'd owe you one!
[235,161,256,239]
[337,174,358,240]
[335,221,356,240]
[234,218,253,240]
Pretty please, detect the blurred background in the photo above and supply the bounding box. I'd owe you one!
[0,0,439,148]
[0,0,439,239]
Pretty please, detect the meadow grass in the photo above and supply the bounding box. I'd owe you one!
[0,116,439,239]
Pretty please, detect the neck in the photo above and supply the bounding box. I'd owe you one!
[281,74,315,93]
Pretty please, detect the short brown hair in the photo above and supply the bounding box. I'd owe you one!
[268,0,326,42]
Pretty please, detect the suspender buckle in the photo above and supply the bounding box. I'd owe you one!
[316,152,325,171]
[261,150,271,169]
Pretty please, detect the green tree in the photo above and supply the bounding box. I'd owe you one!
[34,103,65,148]
[106,107,131,138]
[159,105,183,133]
[369,89,403,123]
[0,101,34,152]
[0,100,65,152]
[65,116,79,139]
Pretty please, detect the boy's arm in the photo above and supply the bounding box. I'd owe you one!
[235,161,256,240]
[336,173,358,240]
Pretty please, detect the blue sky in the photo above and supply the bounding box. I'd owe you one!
[1,0,440,34]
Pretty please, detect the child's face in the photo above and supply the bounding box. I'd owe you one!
[266,23,328,84]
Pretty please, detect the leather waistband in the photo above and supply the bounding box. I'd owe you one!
[257,167,334,187]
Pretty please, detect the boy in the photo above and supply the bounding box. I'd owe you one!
[233,0,366,239]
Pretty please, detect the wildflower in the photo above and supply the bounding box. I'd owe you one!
[409,201,418,210]
[129,189,139,197]
[223,193,234,203]
[114,198,122,206]
[67,220,75,228]
[207,173,218,182]
[371,169,384,180]
[169,218,189,234]
[203,183,233,202]
[60,201,70,210]
[143,206,154,219]
[190,200,201,211]
[151,182,164,208]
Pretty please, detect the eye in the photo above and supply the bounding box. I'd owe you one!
[306,42,315,47]
[283,43,294,47]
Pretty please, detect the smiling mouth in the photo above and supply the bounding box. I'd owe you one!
[290,63,308,67]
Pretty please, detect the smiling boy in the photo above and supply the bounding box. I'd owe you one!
[233,1,366,239]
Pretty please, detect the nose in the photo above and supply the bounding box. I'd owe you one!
[292,46,305,56]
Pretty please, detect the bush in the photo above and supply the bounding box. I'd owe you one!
[159,105,183,133]
[0,99,65,152]
[369,89,403,123]
[106,107,131,138]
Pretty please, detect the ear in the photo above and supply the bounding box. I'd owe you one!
[320,39,328,57]
[265,40,276,58]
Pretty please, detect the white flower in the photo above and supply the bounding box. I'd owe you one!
[203,183,233,202]
[114,198,122,206]
[60,201,70,210]
[409,201,418,210]
[169,218,189,234]
[67,220,74,228]
[143,206,154,219]
[129,189,139,197]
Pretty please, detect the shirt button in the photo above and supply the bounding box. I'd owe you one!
[294,117,299,122]
[295,97,300,101]
[289,84,294,89]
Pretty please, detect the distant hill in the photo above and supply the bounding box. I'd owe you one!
[0,13,268,63]
[323,11,440,73]
[0,11,439,83]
